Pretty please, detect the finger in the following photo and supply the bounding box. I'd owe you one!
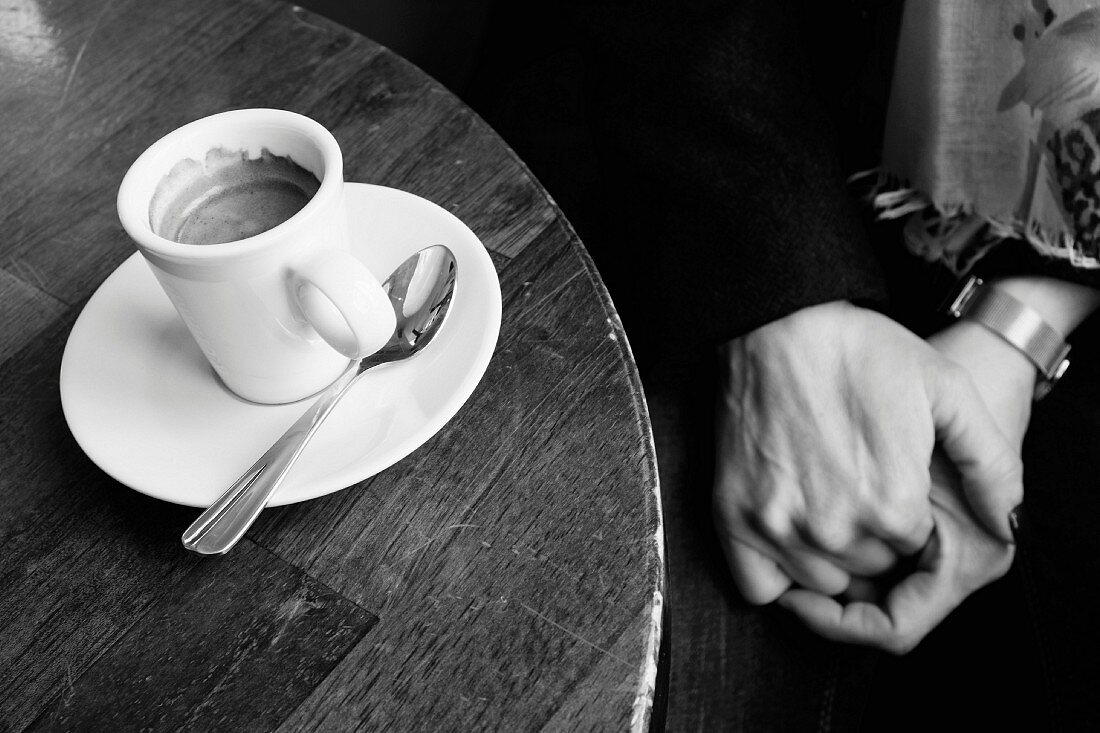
[858,493,937,556]
[748,512,851,596]
[779,570,949,655]
[778,591,898,648]
[830,535,901,576]
[924,362,1024,542]
[867,504,935,557]
[778,549,852,597]
[792,522,901,576]
[842,577,882,603]
[779,532,957,654]
[718,533,792,605]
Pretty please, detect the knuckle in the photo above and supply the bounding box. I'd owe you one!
[714,510,752,545]
[753,502,794,544]
[876,504,930,544]
[712,486,759,529]
[800,517,856,554]
[713,485,758,527]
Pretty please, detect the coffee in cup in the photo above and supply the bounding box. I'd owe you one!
[118,109,396,404]
[151,148,321,245]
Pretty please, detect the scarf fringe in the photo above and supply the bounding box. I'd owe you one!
[850,169,1100,275]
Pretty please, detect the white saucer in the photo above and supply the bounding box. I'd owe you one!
[60,183,502,507]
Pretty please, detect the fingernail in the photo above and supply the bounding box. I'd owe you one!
[1008,504,1023,543]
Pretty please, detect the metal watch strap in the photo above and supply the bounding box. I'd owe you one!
[945,276,1071,400]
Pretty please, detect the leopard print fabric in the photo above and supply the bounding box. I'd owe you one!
[1048,108,1100,260]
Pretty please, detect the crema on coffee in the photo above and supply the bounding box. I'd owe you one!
[150,147,321,245]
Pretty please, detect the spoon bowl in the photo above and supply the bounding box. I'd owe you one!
[181,244,457,555]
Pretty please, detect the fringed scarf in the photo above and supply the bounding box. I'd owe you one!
[870,0,1100,274]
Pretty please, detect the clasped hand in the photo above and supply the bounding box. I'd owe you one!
[714,302,1029,653]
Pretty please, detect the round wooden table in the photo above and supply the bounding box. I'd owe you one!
[0,1,666,730]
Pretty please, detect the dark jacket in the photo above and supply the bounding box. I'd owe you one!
[470,0,1100,368]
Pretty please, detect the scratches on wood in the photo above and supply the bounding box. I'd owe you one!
[24,542,376,733]
[517,601,632,668]
[252,214,662,729]
[1,0,664,729]
[0,267,66,364]
[57,0,115,109]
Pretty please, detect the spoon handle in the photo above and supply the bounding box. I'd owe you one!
[181,369,356,555]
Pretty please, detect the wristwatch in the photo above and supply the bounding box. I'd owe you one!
[944,276,1071,400]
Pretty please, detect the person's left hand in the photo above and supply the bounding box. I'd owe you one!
[777,320,1033,653]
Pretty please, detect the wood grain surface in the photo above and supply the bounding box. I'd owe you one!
[0,1,664,731]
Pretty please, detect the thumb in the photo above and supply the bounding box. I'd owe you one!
[924,362,1024,542]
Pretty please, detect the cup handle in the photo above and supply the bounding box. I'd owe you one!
[290,250,396,359]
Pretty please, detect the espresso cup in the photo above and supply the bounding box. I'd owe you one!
[118,108,396,404]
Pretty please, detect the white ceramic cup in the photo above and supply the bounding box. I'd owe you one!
[118,109,396,404]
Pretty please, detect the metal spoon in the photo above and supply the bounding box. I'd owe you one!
[181,244,457,555]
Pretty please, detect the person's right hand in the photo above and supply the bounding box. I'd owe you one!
[712,301,1023,605]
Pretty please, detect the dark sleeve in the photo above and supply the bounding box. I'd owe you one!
[562,0,889,356]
